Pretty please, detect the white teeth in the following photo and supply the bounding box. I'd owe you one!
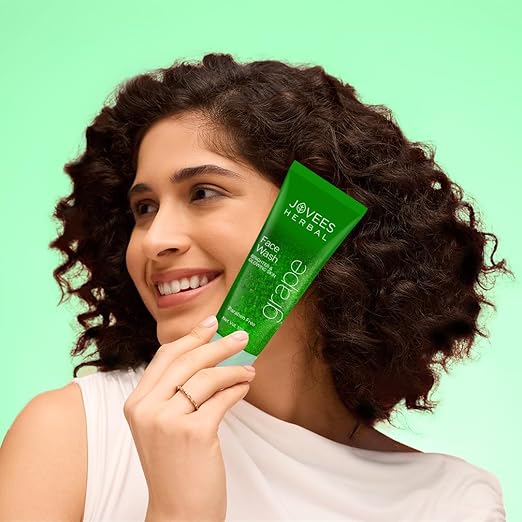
[179,277,191,290]
[157,273,215,296]
[166,280,180,293]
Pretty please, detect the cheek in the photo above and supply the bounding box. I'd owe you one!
[207,213,265,266]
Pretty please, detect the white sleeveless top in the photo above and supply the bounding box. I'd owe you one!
[69,363,506,521]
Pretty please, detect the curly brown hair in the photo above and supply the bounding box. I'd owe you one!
[49,52,514,427]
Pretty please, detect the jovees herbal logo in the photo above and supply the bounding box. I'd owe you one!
[285,198,336,241]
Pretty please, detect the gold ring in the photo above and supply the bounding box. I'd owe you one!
[176,385,199,411]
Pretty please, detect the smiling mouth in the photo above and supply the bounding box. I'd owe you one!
[154,272,222,297]
[153,272,224,309]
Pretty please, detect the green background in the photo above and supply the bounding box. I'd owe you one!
[1,0,520,518]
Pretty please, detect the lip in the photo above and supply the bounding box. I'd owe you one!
[155,273,223,309]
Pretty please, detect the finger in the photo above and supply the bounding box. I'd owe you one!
[195,381,252,427]
[146,331,250,403]
[130,315,219,403]
[167,365,256,415]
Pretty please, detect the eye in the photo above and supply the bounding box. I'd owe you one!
[130,185,223,217]
[132,202,156,217]
[192,185,223,202]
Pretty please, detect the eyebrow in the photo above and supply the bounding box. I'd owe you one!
[127,164,244,201]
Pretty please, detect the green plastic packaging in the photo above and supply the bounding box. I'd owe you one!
[214,160,368,367]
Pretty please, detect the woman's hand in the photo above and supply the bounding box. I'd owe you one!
[123,315,255,522]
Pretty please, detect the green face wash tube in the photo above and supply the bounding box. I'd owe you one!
[213,160,368,367]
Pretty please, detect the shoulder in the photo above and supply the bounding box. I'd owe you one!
[0,382,86,521]
[3,381,86,452]
[437,456,506,520]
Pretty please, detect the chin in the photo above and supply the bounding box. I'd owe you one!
[156,323,179,346]
[154,310,207,345]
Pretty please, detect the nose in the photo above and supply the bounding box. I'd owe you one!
[141,204,191,260]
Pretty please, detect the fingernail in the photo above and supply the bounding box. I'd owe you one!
[243,365,256,372]
[232,330,248,340]
[200,315,217,327]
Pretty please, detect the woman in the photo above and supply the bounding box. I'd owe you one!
[0,53,511,521]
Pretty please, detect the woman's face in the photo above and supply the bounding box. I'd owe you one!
[125,113,280,345]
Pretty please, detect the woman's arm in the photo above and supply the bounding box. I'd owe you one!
[0,384,86,522]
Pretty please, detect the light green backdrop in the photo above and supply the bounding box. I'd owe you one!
[1,0,520,518]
